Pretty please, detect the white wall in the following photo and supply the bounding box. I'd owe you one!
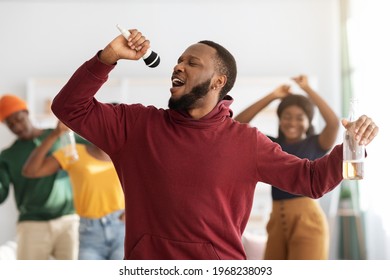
[0,0,341,246]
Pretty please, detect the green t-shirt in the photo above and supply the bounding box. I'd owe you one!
[0,129,84,221]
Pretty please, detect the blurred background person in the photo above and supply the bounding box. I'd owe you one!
[0,94,79,260]
[235,75,340,259]
[23,120,126,260]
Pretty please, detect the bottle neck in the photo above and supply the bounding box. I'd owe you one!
[348,99,359,121]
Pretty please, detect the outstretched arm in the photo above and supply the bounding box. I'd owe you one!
[22,121,66,178]
[234,84,291,123]
[292,75,340,150]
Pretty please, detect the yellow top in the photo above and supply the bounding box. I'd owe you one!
[53,144,124,218]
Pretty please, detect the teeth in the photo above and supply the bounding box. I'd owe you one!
[172,78,184,86]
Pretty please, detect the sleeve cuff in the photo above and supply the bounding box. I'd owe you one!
[85,51,116,80]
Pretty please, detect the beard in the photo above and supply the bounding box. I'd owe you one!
[168,79,212,111]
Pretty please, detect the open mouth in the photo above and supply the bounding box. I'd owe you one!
[172,77,185,87]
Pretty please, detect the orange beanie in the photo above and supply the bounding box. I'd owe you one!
[0,94,28,122]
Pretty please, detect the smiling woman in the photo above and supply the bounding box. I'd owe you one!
[234,75,340,260]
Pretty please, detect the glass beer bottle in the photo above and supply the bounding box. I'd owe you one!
[342,98,364,180]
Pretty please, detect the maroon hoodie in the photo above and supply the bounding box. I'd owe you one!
[52,53,343,259]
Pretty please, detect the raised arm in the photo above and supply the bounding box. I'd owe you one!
[292,75,340,150]
[22,121,66,178]
[51,29,151,155]
[234,84,291,123]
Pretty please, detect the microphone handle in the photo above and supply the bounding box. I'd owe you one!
[116,24,160,68]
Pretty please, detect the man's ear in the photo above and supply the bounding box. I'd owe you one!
[212,74,227,90]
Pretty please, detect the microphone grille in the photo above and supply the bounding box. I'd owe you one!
[144,51,160,68]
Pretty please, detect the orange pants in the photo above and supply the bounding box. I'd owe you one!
[264,197,329,260]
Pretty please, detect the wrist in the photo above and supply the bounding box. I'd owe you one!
[99,45,119,65]
[301,85,312,92]
[269,91,279,100]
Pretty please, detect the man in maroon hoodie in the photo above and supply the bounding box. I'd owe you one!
[51,28,378,260]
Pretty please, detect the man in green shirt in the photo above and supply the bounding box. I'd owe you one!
[0,94,79,259]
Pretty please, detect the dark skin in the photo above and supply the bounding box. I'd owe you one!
[99,28,377,144]
[4,110,43,140]
[235,75,340,148]
[99,29,227,120]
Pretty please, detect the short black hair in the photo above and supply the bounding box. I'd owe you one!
[198,40,237,100]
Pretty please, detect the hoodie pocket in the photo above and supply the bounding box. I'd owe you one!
[129,234,220,260]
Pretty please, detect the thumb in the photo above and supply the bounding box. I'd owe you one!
[341,118,350,129]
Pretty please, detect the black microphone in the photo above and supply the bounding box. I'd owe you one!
[116,24,160,68]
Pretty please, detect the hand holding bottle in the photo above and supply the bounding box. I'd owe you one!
[54,121,71,136]
[342,109,378,180]
[341,114,378,146]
